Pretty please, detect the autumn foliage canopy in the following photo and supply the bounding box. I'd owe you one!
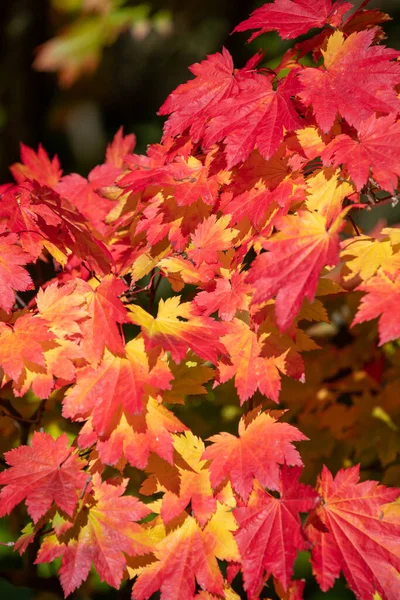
[1,1,400,599]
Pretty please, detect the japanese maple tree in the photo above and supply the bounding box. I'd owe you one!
[1,1,400,599]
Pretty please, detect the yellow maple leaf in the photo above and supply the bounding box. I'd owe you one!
[163,355,214,404]
[341,236,393,281]
[306,168,353,225]
[187,214,238,265]
[297,126,326,159]
[128,296,224,363]
[322,30,348,69]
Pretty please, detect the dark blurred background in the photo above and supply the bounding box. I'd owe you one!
[1,0,399,182]
[0,0,258,180]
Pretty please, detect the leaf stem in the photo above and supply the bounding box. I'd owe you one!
[348,214,361,236]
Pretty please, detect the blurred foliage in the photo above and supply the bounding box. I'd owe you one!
[1,1,400,598]
[34,0,172,87]
[1,0,400,178]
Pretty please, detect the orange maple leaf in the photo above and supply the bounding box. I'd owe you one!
[35,473,153,597]
[202,411,307,501]
[79,397,187,468]
[62,340,150,438]
[132,506,239,600]
[0,313,54,381]
[217,318,287,404]
[188,214,238,265]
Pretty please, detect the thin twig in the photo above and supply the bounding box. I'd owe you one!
[348,214,361,236]
[148,270,162,313]
[15,294,27,308]
[357,0,372,10]
[0,398,28,422]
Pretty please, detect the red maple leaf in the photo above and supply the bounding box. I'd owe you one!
[322,113,400,192]
[0,432,87,522]
[202,412,306,501]
[246,211,341,330]
[79,275,129,364]
[166,156,220,207]
[204,72,302,168]
[105,127,136,168]
[10,143,62,187]
[306,465,400,600]
[0,184,66,259]
[343,7,392,36]
[188,215,238,265]
[234,0,352,41]
[220,179,293,230]
[194,272,252,321]
[159,48,242,142]
[234,466,318,594]
[0,233,33,312]
[120,155,220,208]
[132,509,238,600]
[57,164,122,234]
[352,262,400,345]
[299,28,400,133]
[1,180,112,273]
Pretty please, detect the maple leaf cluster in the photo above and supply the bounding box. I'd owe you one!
[1,1,400,599]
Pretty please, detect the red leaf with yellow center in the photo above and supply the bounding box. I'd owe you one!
[132,506,239,600]
[128,296,226,364]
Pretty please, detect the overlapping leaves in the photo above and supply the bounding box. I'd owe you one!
[1,2,400,600]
